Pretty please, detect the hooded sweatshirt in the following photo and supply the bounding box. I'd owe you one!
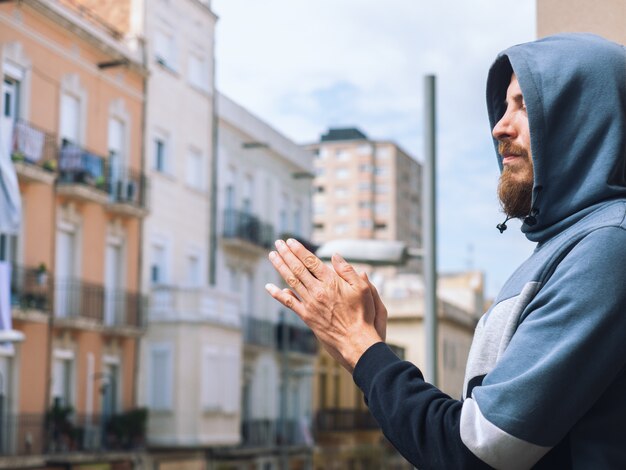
[352,33,626,469]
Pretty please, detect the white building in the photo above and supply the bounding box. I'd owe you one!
[120,0,243,464]
[213,93,317,469]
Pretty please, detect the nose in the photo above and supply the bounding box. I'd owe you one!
[492,110,516,141]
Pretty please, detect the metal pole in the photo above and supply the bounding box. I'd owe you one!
[423,75,438,386]
[279,311,289,470]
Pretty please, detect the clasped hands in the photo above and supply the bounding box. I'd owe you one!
[265,238,387,373]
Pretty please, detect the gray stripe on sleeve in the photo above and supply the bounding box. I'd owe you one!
[460,397,551,470]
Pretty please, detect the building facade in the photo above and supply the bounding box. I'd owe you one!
[306,127,422,276]
[0,0,148,467]
[537,0,626,44]
[213,93,317,470]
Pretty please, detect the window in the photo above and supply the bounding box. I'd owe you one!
[357,144,371,156]
[315,167,325,177]
[154,133,169,173]
[151,243,167,285]
[335,168,349,179]
[315,186,325,194]
[148,344,173,410]
[374,166,388,176]
[242,175,254,213]
[336,149,349,161]
[376,146,392,159]
[60,93,80,145]
[336,204,349,216]
[359,164,372,173]
[188,52,209,90]
[334,187,348,198]
[186,148,203,190]
[319,148,329,159]
[51,354,74,407]
[358,201,372,210]
[313,202,325,215]
[313,223,324,230]
[155,29,176,69]
[375,202,389,214]
[335,224,349,235]
[293,201,302,236]
[359,219,373,229]
[3,77,19,120]
[187,254,201,286]
[202,347,240,412]
[358,182,372,192]
[375,184,389,194]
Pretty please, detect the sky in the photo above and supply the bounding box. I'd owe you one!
[211,0,537,299]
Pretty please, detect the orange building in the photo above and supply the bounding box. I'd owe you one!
[0,0,147,467]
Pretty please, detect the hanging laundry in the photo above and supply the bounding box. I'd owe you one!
[12,120,45,163]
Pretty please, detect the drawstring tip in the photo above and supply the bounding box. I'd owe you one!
[496,222,507,233]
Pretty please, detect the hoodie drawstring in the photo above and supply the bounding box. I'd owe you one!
[496,186,543,233]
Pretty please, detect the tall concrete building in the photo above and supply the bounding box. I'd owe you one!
[306,127,422,276]
[537,0,626,44]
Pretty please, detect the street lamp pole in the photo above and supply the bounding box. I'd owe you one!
[423,75,438,387]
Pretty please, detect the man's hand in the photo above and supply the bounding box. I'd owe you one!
[265,238,385,372]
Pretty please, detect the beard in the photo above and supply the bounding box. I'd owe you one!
[497,142,534,218]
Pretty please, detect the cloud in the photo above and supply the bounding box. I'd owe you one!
[212,0,537,297]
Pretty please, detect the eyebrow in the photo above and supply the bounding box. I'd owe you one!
[504,93,525,107]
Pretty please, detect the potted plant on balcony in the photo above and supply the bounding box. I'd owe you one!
[36,263,48,286]
[95,175,106,191]
[11,150,25,162]
[42,159,57,172]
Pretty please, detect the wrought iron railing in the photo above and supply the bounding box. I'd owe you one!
[276,319,318,356]
[10,119,57,171]
[223,209,274,249]
[314,409,380,433]
[240,418,309,447]
[0,410,146,456]
[53,278,143,328]
[10,264,52,312]
[242,315,276,348]
[57,142,148,210]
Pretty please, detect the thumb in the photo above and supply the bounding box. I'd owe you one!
[331,253,361,286]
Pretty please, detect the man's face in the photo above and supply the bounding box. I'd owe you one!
[493,73,534,219]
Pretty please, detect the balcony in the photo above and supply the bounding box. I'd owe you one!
[276,319,318,356]
[10,264,52,314]
[222,209,274,254]
[56,143,149,217]
[10,120,58,185]
[242,315,276,349]
[314,409,379,433]
[53,278,143,331]
[241,418,311,448]
[148,285,239,326]
[0,410,146,457]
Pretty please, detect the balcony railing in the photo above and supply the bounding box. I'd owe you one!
[277,319,318,356]
[314,409,380,433]
[242,315,276,349]
[0,411,146,456]
[10,264,52,312]
[149,285,240,325]
[10,119,58,172]
[54,278,143,328]
[223,209,274,249]
[241,418,311,448]
[57,142,148,210]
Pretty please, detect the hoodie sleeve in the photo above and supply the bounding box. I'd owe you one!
[353,226,626,469]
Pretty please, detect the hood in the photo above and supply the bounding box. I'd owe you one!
[486,33,626,243]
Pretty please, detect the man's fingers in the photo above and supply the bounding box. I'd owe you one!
[265,283,305,317]
[331,253,362,286]
[274,240,319,289]
[285,238,330,280]
[268,251,310,299]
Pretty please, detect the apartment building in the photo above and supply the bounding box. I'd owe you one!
[212,93,317,470]
[381,272,484,396]
[72,1,245,468]
[537,0,626,43]
[306,127,422,277]
[0,0,147,467]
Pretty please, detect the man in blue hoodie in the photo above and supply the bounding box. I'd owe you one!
[265,33,626,468]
